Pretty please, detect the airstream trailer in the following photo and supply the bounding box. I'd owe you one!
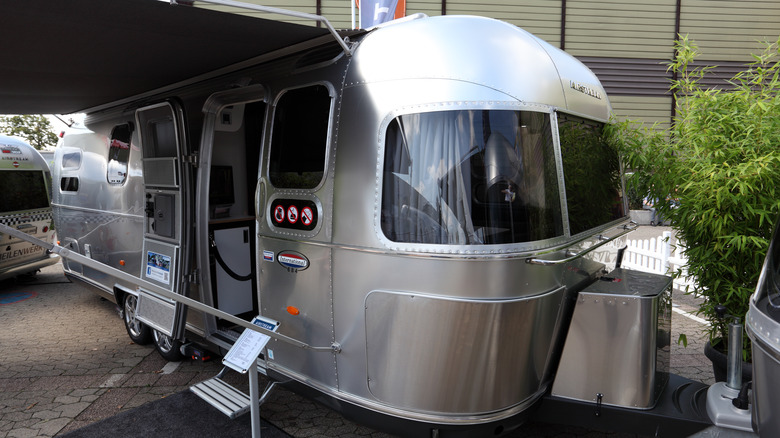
[0,135,58,281]
[0,1,766,436]
[47,10,634,434]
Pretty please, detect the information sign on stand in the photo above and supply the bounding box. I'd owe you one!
[223,316,279,374]
[222,315,279,438]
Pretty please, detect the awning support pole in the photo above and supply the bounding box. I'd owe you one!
[177,0,352,56]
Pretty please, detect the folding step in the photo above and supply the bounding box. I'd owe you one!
[190,377,250,419]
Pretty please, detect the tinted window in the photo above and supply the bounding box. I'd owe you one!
[107,123,133,184]
[0,171,49,213]
[382,110,563,245]
[269,85,331,189]
[558,113,626,235]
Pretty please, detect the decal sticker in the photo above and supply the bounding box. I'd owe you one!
[277,251,309,272]
[287,205,298,224]
[146,251,171,285]
[273,206,285,223]
[263,250,274,262]
[301,207,313,226]
[270,199,318,231]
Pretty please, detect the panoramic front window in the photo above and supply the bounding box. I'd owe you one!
[0,171,49,213]
[558,113,626,235]
[381,110,563,245]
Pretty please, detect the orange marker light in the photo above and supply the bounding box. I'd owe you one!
[119,260,126,266]
[286,306,300,316]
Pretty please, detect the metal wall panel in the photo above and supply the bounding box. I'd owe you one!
[565,0,677,59]
[610,95,673,128]
[406,0,444,17]
[446,0,563,47]
[680,0,780,61]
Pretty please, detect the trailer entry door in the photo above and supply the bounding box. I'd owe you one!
[134,102,192,340]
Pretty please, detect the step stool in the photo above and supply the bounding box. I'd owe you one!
[190,374,251,419]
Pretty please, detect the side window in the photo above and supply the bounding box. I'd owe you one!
[558,113,626,235]
[60,177,79,192]
[268,85,331,189]
[61,150,82,170]
[59,148,81,193]
[107,123,133,184]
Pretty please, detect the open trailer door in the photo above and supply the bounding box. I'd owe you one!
[133,102,194,355]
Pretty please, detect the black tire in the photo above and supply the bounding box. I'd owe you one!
[153,330,185,361]
[122,294,153,345]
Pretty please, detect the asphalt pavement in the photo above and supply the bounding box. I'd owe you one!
[0,226,718,438]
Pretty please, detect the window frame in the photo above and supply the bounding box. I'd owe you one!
[376,102,573,254]
[267,82,335,192]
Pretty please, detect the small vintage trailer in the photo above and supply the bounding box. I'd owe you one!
[0,135,58,280]
[0,1,768,436]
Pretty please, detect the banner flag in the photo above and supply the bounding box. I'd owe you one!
[358,0,404,28]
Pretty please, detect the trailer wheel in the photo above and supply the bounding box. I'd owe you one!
[153,330,184,362]
[122,294,152,345]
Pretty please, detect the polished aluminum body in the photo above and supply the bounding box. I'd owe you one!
[552,268,672,409]
[51,13,628,430]
[0,135,58,280]
[747,220,780,437]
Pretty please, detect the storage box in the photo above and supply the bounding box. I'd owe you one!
[551,268,672,409]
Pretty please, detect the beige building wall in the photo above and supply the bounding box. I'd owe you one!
[679,1,780,61]
[564,0,676,59]
[444,0,562,46]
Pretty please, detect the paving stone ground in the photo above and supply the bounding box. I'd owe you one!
[0,226,716,438]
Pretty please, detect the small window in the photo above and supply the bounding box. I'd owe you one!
[107,123,133,184]
[269,85,331,189]
[61,150,82,170]
[558,113,626,235]
[60,177,79,192]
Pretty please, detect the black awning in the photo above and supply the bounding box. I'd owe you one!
[1,0,335,114]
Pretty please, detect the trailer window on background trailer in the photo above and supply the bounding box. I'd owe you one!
[381,109,563,245]
[0,170,49,213]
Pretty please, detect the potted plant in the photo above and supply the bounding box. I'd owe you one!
[608,35,780,373]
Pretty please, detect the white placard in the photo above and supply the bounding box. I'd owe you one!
[222,316,279,374]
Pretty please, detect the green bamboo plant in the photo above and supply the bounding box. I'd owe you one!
[607,35,780,362]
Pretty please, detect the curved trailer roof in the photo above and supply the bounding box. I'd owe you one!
[0,0,356,114]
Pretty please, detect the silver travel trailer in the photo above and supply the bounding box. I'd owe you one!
[0,1,768,437]
[0,135,58,280]
[748,217,780,438]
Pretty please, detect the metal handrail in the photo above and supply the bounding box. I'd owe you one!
[525,222,637,266]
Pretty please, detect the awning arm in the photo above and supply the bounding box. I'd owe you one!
[179,0,353,57]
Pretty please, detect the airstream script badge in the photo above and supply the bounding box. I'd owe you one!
[278,251,309,272]
[569,80,602,100]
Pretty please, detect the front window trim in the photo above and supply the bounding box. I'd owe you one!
[375,101,575,255]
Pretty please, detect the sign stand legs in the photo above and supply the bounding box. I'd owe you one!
[249,362,261,438]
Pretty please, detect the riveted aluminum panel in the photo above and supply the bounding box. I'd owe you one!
[365,287,566,414]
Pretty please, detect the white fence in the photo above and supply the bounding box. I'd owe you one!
[622,231,695,292]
